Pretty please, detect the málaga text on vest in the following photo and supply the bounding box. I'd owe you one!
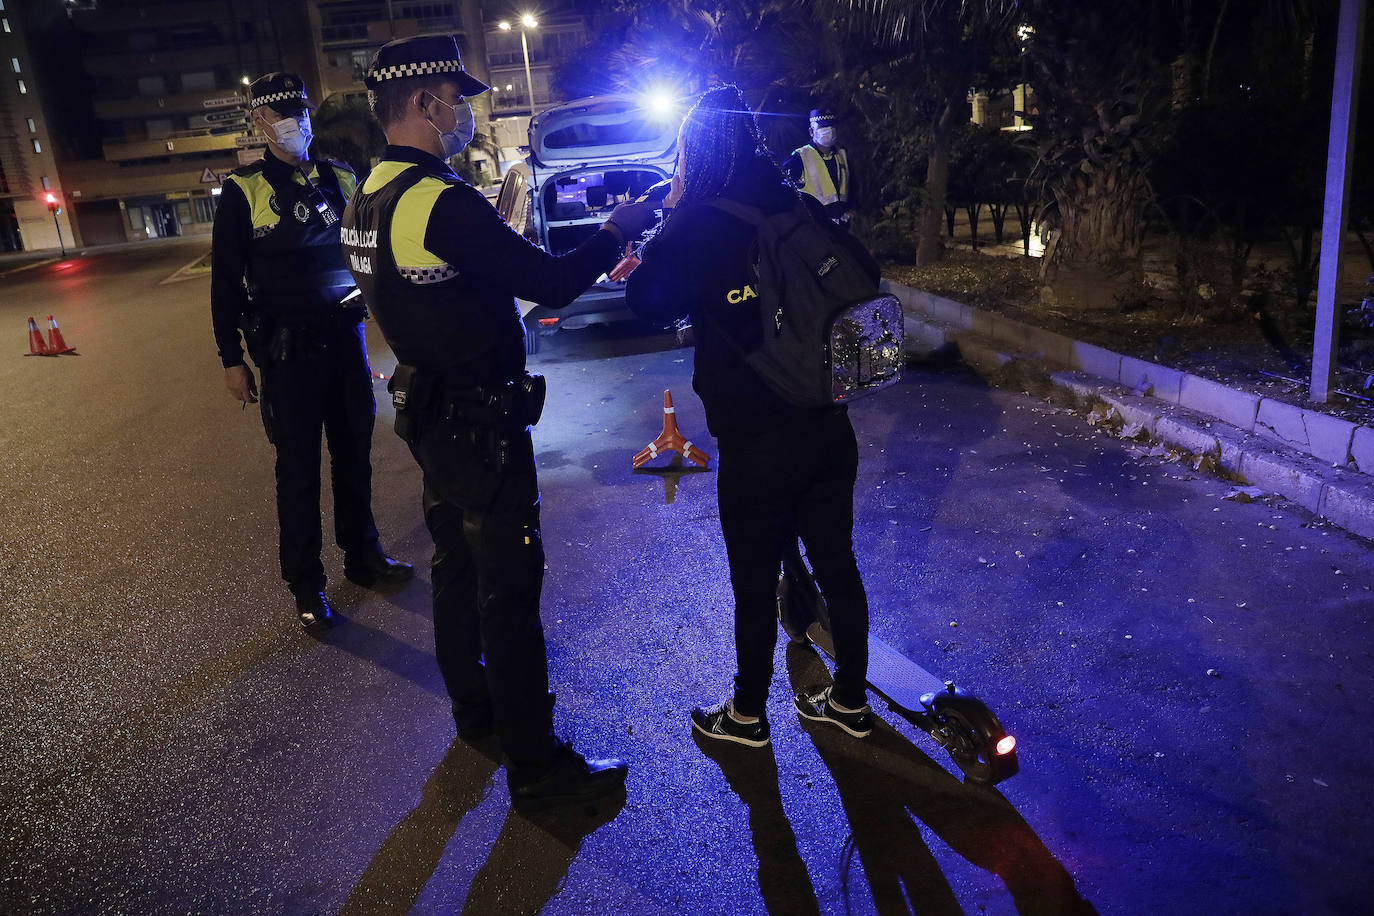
[341,226,377,275]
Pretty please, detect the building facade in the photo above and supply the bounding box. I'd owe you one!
[0,0,79,252]
[307,0,503,181]
[58,0,315,247]
[484,12,586,173]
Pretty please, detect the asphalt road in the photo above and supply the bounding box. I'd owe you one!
[2,240,1372,915]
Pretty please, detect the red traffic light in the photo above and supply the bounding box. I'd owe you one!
[44,192,59,212]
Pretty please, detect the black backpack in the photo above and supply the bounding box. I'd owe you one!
[703,198,903,408]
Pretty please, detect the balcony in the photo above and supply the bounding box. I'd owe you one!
[82,42,246,77]
[319,17,462,47]
[101,130,242,163]
[94,90,246,121]
[74,2,231,33]
[61,155,240,201]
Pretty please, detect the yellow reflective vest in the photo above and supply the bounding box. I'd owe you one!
[793,145,848,206]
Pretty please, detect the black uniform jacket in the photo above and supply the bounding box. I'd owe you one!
[210,153,356,368]
[348,145,622,387]
[624,156,880,439]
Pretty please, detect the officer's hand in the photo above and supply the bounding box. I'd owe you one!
[225,364,259,404]
[605,200,658,240]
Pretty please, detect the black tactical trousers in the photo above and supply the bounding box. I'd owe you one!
[259,321,382,598]
[416,424,556,779]
[716,409,870,717]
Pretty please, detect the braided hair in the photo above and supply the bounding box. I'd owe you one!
[676,84,789,208]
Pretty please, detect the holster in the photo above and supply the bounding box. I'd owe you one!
[239,312,273,368]
[440,373,546,433]
[388,363,429,445]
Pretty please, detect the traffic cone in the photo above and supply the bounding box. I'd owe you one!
[633,389,711,469]
[23,316,53,356]
[45,315,76,355]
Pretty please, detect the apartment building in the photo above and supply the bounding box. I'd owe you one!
[59,0,315,246]
[484,11,586,171]
[308,1,588,183]
[0,0,79,252]
[307,0,503,180]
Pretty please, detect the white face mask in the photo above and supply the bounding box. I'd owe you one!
[267,114,312,158]
[426,92,475,159]
[812,126,837,148]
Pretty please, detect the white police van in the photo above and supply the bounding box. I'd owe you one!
[494,94,679,351]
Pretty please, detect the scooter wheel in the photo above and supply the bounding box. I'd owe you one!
[928,695,1017,786]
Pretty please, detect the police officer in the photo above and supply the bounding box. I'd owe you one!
[340,36,656,812]
[782,107,854,227]
[211,71,413,629]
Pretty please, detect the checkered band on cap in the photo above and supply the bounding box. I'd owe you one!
[367,58,465,84]
[250,89,307,108]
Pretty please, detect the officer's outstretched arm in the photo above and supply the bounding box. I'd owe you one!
[425,184,634,310]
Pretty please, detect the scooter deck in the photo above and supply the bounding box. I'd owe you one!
[804,622,947,715]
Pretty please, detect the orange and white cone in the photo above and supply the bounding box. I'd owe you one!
[633,389,711,469]
[45,315,76,354]
[23,316,53,356]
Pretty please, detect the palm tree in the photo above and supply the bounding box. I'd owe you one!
[808,0,1023,265]
[310,94,387,180]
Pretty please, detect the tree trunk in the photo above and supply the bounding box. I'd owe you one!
[1041,153,1152,310]
[1051,157,1150,267]
[966,203,983,250]
[916,96,961,267]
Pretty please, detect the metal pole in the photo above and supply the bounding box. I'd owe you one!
[1311,0,1366,402]
[520,27,535,113]
[51,210,65,256]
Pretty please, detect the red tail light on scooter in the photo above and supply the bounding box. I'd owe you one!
[996,735,1017,756]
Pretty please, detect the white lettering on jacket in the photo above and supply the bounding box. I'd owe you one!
[340,227,377,249]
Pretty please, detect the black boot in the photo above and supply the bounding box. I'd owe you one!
[509,739,627,813]
[344,553,414,588]
[295,592,338,629]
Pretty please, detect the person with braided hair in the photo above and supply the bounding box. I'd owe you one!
[625,85,881,747]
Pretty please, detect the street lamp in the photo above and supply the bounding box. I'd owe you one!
[498,14,539,112]
[44,192,65,256]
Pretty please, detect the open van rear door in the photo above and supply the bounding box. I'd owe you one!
[528,95,678,168]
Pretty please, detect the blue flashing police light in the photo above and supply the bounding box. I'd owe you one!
[641,89,679,121]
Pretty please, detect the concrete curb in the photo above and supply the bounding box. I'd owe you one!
[884,278,1374,540]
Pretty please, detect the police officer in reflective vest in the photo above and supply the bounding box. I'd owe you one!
[340,35,655,811]
[211,72,413,629]
[783,107,854,227]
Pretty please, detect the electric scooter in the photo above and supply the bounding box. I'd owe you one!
[777,544,1019,786]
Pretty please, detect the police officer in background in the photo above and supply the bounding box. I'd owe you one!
[782,108,855,228]
[340,35,656,812]
[211,72,413,629]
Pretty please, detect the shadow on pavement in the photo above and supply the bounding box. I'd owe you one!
[461,789,627,914]
[785,644,1097,916]
[692,732,822,916]
[634,453,712,504]
[339,739,500,915]
[317,618,446,698]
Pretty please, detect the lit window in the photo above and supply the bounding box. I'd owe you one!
[41,176,50,190]
[17,79,26,94]
[10,57,19,73]
[32,138,41,153]
[26,117,35,133]
[1,19,9,33]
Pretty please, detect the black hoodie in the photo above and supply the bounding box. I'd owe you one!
[625,155,880,439]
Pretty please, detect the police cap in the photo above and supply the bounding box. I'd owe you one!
[363,34,490,96]
[809,108,838,125]
[247,72,315,113]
